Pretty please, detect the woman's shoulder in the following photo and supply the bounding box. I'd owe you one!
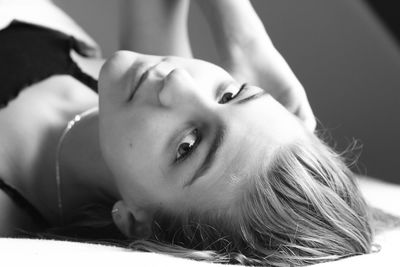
[0,74,97,126]
[0,75,98,189]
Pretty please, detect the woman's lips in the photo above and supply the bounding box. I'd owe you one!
[127,63,154,102]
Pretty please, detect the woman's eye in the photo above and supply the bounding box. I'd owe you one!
[176,129,201,162]
[218,83,247,104]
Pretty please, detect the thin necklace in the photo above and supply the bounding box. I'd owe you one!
[55,107,98,225]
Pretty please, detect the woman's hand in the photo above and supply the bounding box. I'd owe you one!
[197,0,316,132]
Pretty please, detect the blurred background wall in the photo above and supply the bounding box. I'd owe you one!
[53,0,400,184]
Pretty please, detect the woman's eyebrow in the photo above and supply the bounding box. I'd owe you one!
[183,124,226,187]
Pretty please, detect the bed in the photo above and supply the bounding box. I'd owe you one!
[1,176,398,266]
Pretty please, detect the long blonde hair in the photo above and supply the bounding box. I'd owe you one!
[47,133,376,266]
[128,134,373,266]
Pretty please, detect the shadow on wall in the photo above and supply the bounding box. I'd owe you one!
[55,0,400,184]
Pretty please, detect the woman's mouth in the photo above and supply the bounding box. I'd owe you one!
[127,63,154,102]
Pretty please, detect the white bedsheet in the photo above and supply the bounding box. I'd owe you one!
[0,229,398,267]
[1,176,398,267]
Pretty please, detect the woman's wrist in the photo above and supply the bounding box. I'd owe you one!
[196,0,272,57]
[119,0,192,57]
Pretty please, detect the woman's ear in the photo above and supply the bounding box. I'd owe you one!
[111,200,153,239]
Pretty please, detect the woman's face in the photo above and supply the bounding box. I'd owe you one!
[98,51,306,213]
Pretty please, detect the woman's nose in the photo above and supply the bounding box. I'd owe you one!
[158,68,201,108]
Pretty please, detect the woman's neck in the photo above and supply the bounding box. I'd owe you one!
[56,109,119,223]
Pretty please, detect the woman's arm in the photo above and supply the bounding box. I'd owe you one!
[196,0,316,131]
[119,0,192,58]
[196,0,273,68]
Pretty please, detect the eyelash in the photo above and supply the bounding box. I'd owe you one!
[174,83,248,163]
[175,129,201,162]
[218,83,248,104]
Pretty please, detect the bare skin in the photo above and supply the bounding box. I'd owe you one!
[0,0,198,234]
[1,2,399,267]
[0,0,315,234]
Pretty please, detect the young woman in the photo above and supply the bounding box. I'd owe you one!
[0,0,384,266]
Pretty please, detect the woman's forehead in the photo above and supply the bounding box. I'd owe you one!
[181,128,272,210]
[185,105,307,207]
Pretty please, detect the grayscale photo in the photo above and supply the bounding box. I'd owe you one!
[0,0,399,266]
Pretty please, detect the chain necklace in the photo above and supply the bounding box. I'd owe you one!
[55,107,98,225]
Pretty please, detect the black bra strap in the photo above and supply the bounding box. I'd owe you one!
[70,60,98,92]
[0,178,49,228]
